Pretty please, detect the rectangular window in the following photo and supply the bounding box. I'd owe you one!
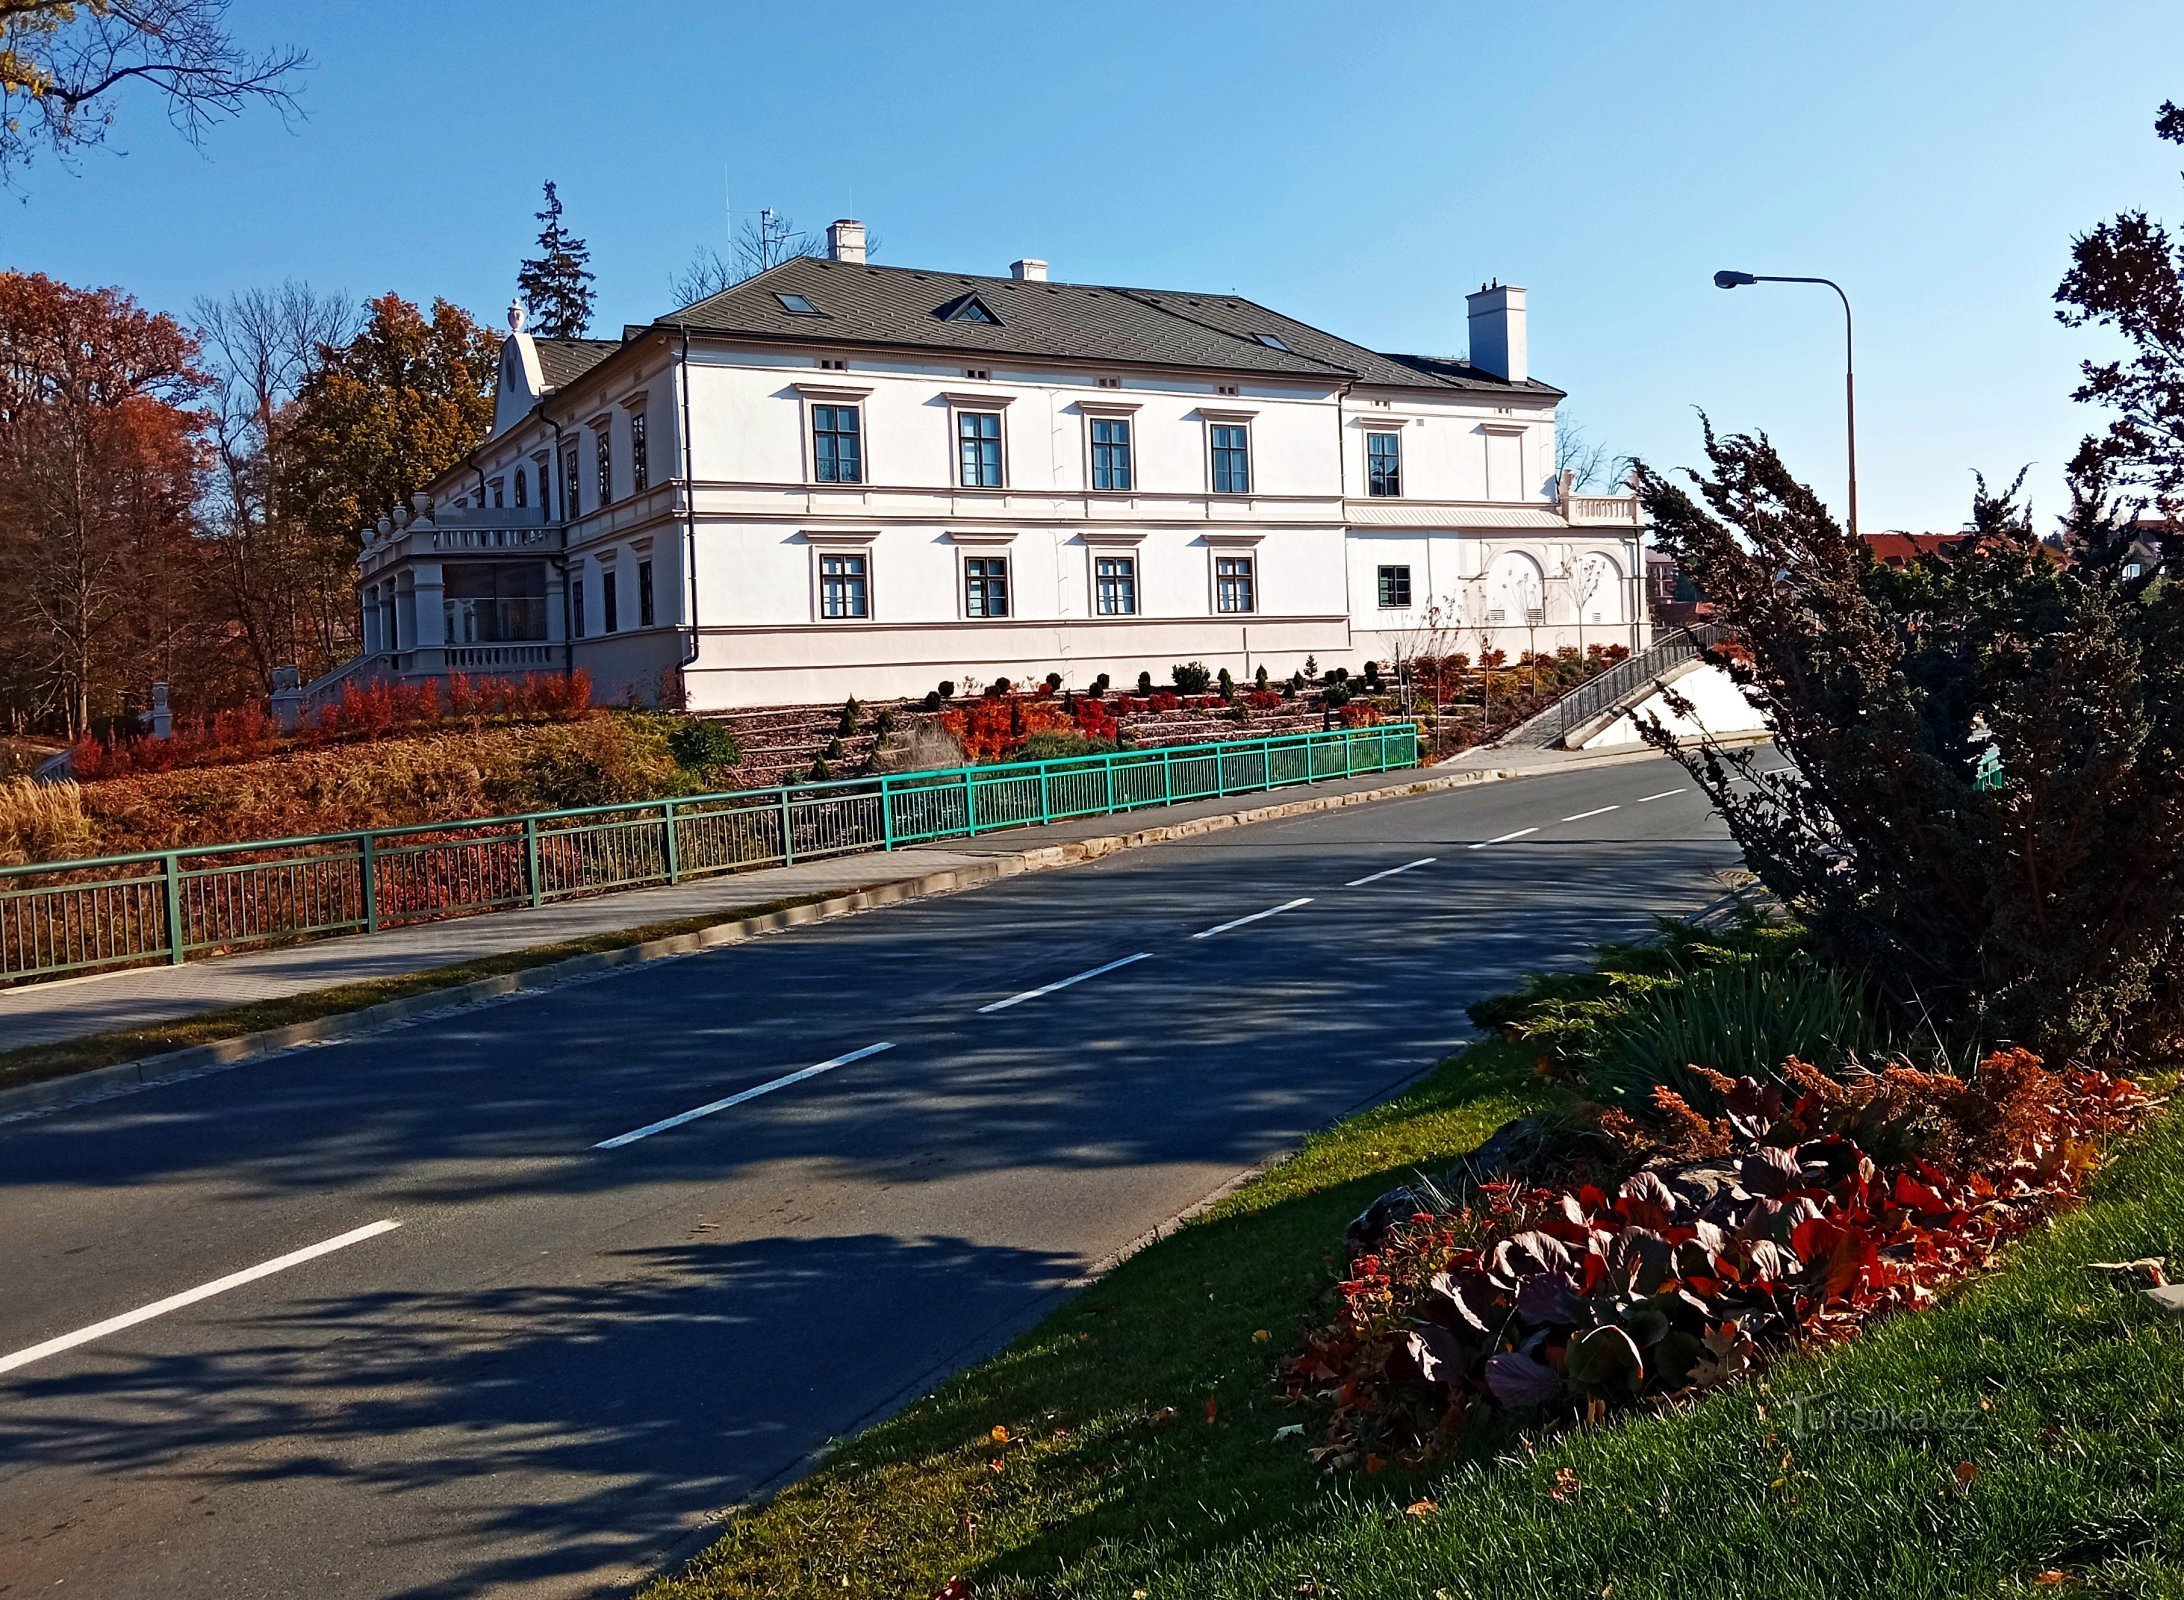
[513,468,528,508]
[957,410,1003,487]
[602,568,620,633]
[1377,564,1412,608]
[1091,417,1133,491]
[489,478,504,509]
[963,555,1010,618]
[820,552,869,619]
[563,441,580,517]
[572,573,586,638]
[1210,424,1251,494]
[637,559,655,627]
[630,411,649,494]
[813,404,863,483]
[596,427,614,504]
[1367,432,1402,497]
[1095,554,1137,616]
[1215,554,1256,614]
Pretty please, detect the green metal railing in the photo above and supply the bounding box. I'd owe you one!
[0,723,1417,987]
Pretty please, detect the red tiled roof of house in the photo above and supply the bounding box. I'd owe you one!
[1863,532,1970,568]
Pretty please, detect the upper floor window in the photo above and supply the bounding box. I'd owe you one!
[963,555,1010,618]
[1091,418,1133,491]
[1377,564,1412,608]
[1096,376,1122,389]
[1095,554,1137,616]
[813,404,863,483]
[562,441,581,516]
[630,411,649,494]
[820,552,869,619]
[637,559,656,627]
[595,427,614,503]
[513,467,528,508]
[1367,432,1402,497]
[1215,553,1256,614]
[1210,424,1251,494]
[957,410,1003,488]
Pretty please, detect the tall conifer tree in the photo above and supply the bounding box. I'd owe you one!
[515,181,596,338]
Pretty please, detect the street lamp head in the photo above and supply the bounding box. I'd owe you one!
[1714,269,1758,289]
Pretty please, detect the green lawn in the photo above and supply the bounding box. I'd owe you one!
[644,1041,2184,1600]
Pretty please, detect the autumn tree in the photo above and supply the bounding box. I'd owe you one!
[194,279,357,680]
[0,271,217,735]
[0,0,308,183]
[273,292,496,665]
[2056,98,2184,508]
[516,179,595,338]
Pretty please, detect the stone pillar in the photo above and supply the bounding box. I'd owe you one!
[411,560,446,648]
[148,682,172,740]
[270,665,303,733]
[544,563,567,643]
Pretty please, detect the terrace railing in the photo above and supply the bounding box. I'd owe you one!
[0,722,1419,988]
[1499,623,1732,749]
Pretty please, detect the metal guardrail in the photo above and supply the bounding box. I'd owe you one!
[1500,623,1731,749]
[0,722,1418,987]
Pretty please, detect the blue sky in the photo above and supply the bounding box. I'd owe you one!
[8,0,2179,533]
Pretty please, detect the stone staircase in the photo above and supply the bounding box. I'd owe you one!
[700,691,1357,790]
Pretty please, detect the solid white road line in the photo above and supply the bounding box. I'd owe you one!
[595,1043,895,1150]
[0,1218,402,1379]
[1345,857,1438,888]
[1192,897,1313,939]
[1467,827,1539,850]
[979,952,1153,1014]
[1561,805,1620,822]
[1633,788,1688,803]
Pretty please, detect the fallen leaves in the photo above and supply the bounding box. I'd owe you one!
[1550,1466,1581,1502]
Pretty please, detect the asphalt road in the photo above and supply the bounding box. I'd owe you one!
[0,752,1759,1600]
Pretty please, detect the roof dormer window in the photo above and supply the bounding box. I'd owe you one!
[1253,332,1289,350]
[775,292,821,315]
[939,293,1002,325]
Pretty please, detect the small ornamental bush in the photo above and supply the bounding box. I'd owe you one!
[1247,687,1282,710]
[1172,661,1212,695]
[1290,1050,2152,1470]
[1217,667,1236,701]
[1136,671,1154,696]
[836,697,860,736]
[1322,680,1352,710]
[664,717,741,774]
[1093,672,1111,695]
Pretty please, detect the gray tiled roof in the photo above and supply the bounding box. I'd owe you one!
[534,338,619,389]
[657,258,1557,396]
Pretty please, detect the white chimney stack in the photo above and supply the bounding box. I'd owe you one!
[1010,258,1048,282]
[1465,281,1528,383]
[827,219,867,264]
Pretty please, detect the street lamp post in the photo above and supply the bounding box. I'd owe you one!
[1713,270,1858,538]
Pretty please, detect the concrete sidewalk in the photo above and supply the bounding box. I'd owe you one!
[2,754,1655,1058]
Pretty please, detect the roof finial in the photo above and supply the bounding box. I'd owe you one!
[508,300,525,334]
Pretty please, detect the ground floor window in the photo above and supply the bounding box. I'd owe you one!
[1377,564,1412,608]
[820,552,870,619]
[964,555,1010,618]
[602,568,620,633]
[637,559,655,627]
[1215,553,1256,614]
[1095,553,1137,616]
[442,560,547,643]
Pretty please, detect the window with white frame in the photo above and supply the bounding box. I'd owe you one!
[963,555,1010,618]
[562,440,581,516]
[1215,553,1256,613]
[1095,553,1138,616]
[629,410,649,494]
[595,425,614,504]
[1367,432,1402,497]
[489,477,504,508]
[1091,417,1133,491]
[819,552,869,618]
[813,404,863,483]
[957,410,1003,487]
[1377,564,1412,608]
[1210,423,1251,494]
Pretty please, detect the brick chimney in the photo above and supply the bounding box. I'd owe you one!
[826,219,867,264]
[1010,258,1048,281]
[1465,282,1528,382]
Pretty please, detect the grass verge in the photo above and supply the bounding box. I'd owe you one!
[0,885,888,1097]
[643,1040,2184,1600]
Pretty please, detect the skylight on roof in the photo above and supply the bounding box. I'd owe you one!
[774,292,820,315]
[942,293,1001,325]
[1253,331,1289,350]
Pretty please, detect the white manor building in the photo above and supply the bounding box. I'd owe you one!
[327,221,1645,711]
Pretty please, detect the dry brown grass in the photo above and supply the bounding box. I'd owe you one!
[0,778,95,866]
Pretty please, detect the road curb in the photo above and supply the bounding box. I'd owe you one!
[0,750,1702,1122]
